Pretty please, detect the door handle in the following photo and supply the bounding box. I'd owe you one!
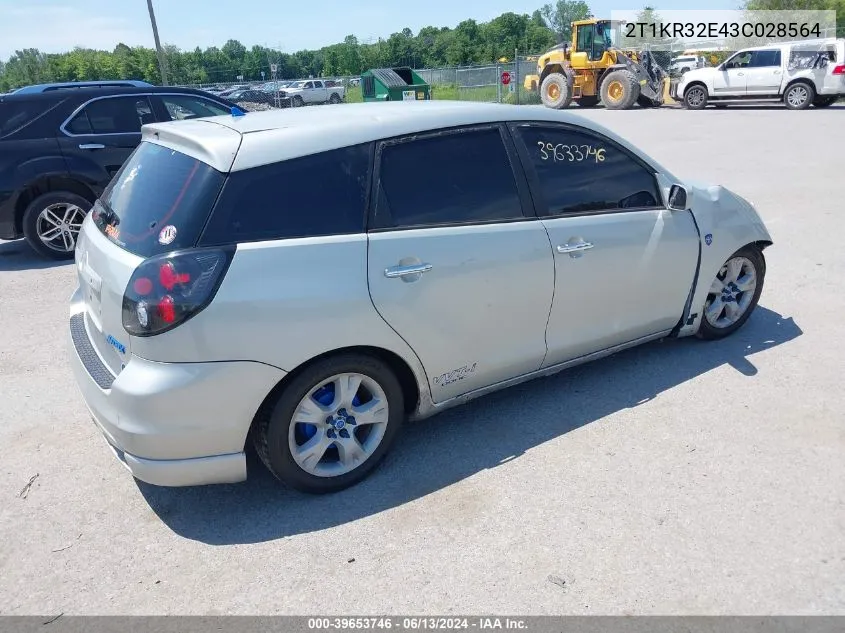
[774,70,782,74]
[384,263,433,278]
[557,242,594,254]
[737,72,744,76]
[78,143,105,150]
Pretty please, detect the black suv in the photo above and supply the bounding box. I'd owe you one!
[0,84,239,259]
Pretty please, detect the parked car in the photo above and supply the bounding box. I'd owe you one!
[11,80,154,95]
[281,79,345,106]
[669,55,705,75]
[67,101,773,493]
[674,38,845,109]
[227,89,277,105]
[0,85,239,258]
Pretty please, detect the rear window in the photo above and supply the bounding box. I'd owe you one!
[94,141,225,257]
[0,101,43,138]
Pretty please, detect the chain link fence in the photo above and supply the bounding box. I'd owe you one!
[176,28,845,109]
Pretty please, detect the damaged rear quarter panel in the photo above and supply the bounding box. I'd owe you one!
[678,182,773,336]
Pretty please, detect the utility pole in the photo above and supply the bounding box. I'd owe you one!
[146,0,170,86]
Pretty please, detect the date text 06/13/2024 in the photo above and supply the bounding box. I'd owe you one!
[307,617,529,630]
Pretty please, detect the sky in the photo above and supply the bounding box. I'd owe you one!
[0,0,742,61]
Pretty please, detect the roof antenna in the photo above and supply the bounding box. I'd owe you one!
[230,106,246,117]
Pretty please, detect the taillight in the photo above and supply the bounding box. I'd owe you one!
[122,248,233,336]
[833,64,845,75]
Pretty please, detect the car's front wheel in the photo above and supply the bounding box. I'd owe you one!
[697,245,766,340]
[22,191,92,260]
[254,353,405,493]
[683,84,708,109]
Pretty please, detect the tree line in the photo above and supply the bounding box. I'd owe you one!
[0,1,593,91]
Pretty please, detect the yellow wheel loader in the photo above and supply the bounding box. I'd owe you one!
[524,19,670,110]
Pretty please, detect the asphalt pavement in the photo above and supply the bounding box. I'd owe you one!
[1,104,843,615]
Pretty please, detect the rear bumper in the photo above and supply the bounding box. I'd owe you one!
[68,298,287,487]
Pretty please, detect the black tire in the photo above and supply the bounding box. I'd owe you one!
[254,353,405,494]
[22,191,92,260]
[293,95,304,107]
[697,245,766,341]
[577,96,600,108]
[783,81,815,110]
[813,95,837,108]
[600,70,639,110]
[540,72,573,109]
[329,93,342,104]
[683,84,708,109]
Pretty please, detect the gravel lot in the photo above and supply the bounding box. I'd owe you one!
[1,104,843,616]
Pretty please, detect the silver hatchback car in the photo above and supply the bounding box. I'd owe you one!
[68,101,773,494]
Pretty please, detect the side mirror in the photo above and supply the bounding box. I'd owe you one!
[667,184,688,211]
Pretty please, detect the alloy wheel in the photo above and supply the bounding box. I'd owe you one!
[36,203,86,253]
[288,373,390,477]
[686,87,706,107]
[704,256,757,329]
[787,85,809,108]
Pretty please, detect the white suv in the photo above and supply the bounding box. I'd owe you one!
[669,55,705,75]
[68,101,773,493]
[675,38,845,109]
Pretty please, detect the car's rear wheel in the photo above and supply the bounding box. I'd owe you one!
[22,191,92,260]
[697,245,765,340]
[329,93,342,104]
[784,82,814,110]
[254,353,404,493]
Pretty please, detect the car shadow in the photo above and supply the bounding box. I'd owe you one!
[137,305,802,545]
[0,239,72,271]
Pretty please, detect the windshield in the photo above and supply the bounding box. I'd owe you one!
[94,141,225,257]
[602,22,620,48]
[289,81,306,88]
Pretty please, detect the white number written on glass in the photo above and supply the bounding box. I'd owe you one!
[537,142,606,163]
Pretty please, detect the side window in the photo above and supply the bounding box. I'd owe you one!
[160,95,229,121]
[376,127,523,229]
[200,144,371,245]
[514,125,662,215]
[65,97,152,135]
[304,81,314,89]
[313,81,323,88]
[750,50,781,67]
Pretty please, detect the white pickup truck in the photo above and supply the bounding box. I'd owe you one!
[674,38,845,110]
[280,79,346,106]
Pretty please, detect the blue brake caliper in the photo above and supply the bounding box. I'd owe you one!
[300,383,361,442]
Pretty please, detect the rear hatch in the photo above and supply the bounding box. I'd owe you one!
[75,140,227,375]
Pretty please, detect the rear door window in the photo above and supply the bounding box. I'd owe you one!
[0,101,40,138]
[374,127,524,229]
[65,97,154,135]
[199,144,371,245]
[94,141,225,257]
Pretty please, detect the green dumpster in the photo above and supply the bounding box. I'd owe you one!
[361,67,431,102]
